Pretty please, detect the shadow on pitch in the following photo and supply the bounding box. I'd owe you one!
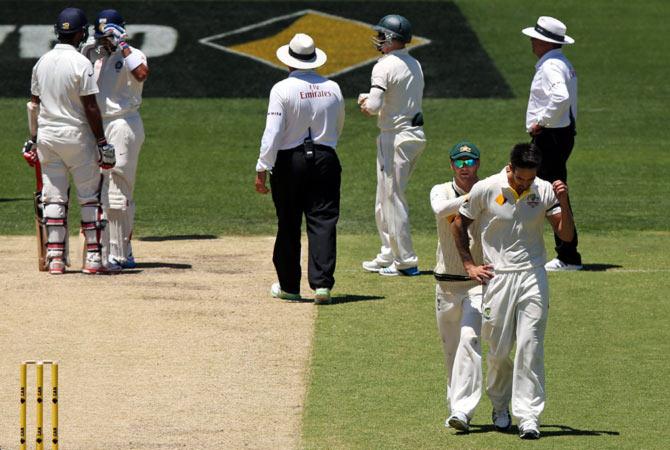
[464,423,619,437]
[134,262,192,270]
[138,234,217,242]
[580,263,623,272]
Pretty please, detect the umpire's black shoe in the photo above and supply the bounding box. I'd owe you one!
[519,423,540,440]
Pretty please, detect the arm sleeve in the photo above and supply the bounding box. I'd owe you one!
[544,184,562,217]
[30,64,40,96]
[459,181,484,220]
[256,86,286,172]
[430,184,468,219]
[538,62,570,127]
[364,88,384,115]
[363,61,387,114]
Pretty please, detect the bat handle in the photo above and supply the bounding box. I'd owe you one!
[35,160,43,192]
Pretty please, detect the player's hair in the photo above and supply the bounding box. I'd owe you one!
[510,143,542,169]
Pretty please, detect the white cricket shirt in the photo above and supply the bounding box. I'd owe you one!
[31,44,98,130]
[459,168,561,271]
[90,46,147,119]
[431,180,483,277]
[256,70,344,172]
[370,48,424,132]
[526,49,578,131]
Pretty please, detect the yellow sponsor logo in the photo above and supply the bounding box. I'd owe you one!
[62,22,70,30]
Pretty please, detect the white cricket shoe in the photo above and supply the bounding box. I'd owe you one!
[545,258,583,271]
[270,282,301,301]
[447,411,470,432]
[83,252,121,275]
[492,408,512,432]
[48,257,65,275]
[362,259,391,272]
[379,263,420,277]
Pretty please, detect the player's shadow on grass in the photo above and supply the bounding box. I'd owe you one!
[138,234,218,241]
[0,197,31,203]
[331,294,384,304]
[465,424,619,437]
[580,263,622,271]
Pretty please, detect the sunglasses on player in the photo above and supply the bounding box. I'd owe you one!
[453,158,477,168]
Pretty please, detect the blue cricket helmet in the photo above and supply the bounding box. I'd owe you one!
[94,9,126,38]
[374,14,413,44]
[54,7,89,36]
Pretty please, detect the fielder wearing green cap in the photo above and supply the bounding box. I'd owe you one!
[430,140,484,433]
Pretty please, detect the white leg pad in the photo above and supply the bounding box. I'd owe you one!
[44,203,67,259]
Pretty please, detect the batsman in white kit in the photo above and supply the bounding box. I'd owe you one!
[82,9,149,269]
[22,7,117,275]
[359,14,426,276]
[430,141,487,432]
[453,143,575,440]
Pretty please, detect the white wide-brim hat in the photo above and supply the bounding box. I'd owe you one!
[276,33,327,70]
[522,16,574,45]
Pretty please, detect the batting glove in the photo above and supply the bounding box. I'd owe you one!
[104,23,129,50]
[97,139,116,170]
[21,138,38,167]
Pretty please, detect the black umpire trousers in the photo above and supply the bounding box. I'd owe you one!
[269,145,341,294]
[532,125,582,265]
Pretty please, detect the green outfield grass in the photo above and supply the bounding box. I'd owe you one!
[1,0,669,448]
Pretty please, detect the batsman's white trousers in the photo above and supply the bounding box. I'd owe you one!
[436,281,483,418]
[104,114,144,210]
[374,128,425,269]
[37,126,101,205]
[482,267,549,427]
[103,114,145,260]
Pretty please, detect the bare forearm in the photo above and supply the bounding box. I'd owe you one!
[81,96,105,141]
[556,206,575,242]
[452,215,474,266]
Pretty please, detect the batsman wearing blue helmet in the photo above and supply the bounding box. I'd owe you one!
[24,7,117,275]
[359,14,426,277]
[82,9,149,269]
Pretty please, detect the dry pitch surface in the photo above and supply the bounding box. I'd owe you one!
[0,236,315,449]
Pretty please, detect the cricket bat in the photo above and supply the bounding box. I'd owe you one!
[33,160,48,271]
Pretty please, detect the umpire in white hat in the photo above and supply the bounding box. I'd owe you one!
[522,16,582,271]
[255,33,345,304]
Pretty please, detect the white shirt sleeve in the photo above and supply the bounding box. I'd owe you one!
[30,63,40,96]
[430,184,468,219]
[363,61,387,114]
[459,180,485,220]
[544,184,562,217]
[256,86,286,172]
[538,61,570,127]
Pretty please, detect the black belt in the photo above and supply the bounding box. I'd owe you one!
[283,144,334,152]
[434,273,472,282]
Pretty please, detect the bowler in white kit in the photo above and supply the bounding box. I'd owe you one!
[453,143,575,439]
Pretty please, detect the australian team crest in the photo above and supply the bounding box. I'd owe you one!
[526,193,540,208]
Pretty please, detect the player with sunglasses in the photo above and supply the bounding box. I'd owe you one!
[430,141,490,432]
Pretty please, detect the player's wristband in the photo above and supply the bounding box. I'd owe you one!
[124,51,143,71]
